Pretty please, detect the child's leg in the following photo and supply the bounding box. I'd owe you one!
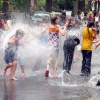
[53,59,58,78]
[18,56,25,77]
[45,58,52,77]
[73,50,80,62]
[5,68,12,76]
[21,65,25,77]
[3,63,13,77]
[47,57,52,70]
[11,60,17,80]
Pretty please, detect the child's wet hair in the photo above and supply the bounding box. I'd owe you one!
[68,17,75,24]
[16,29,25,36]
[68,17,75,21]
[50,15,59,25]
[87,21,95,27]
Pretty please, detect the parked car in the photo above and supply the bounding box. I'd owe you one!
[50,12,61,17]
[32,11,50,24]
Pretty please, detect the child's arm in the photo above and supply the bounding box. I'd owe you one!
[94,42,100,49]
[34,28,47,38]
[32,26,48,39]
[92,40,98,43]
[58,20,69,36]
[8,37,16,44]
[92,38,100,43]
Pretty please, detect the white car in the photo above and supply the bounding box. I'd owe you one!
[32,11,50,23]
[50,12,61,17]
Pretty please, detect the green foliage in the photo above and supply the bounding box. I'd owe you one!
[10,0,24,11]
[37,0,45,5]
[30,0,47,15]
[56,0,78,4]
[0,0,3,12]
[52,0,74,10]
[0,0,79,13]
[15,0,24,11]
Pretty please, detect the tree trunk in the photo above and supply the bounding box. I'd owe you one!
[73,0,78,15]
[88,1,92,10]
[94,1,97,10]
[53,0,58,10]
[23,0,31,14]
[98,1,100,11]
[85,0,88,10]
[2,0,9,13]
[45,0,52,12]
[78,0,85,11]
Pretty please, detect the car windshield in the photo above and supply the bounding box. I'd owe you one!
[32,13,50,23]
[33,14,49,18]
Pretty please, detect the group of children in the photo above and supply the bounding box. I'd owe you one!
[43,16,100,79]
[2,14,69,80]
[2,12,100,83]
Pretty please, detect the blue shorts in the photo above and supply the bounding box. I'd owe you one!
[18,56,24,66]
[4,48,17,64]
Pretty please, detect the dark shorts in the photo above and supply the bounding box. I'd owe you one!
[4,48,17,64]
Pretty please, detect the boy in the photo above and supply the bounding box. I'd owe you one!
[63,17,80,74]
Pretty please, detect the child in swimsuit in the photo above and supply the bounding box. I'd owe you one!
[3,29,25,80]
[34,15,69,78]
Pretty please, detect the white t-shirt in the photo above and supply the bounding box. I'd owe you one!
[95,16,99,22]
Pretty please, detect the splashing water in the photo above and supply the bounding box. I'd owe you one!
[0,22,50,76]
[48,24,100,88]
[0,20,100,89]
[88,75,99,87]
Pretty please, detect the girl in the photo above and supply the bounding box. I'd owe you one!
[3,29,25,80]
[34,15,68,78]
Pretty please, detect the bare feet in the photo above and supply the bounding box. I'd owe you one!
[11,76,18,80]
[21,73,25,77]
[53,75,58,78]
[3,70,6,77]
[6,73,11,76]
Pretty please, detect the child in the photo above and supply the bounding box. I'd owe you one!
[3,29,25,80]
[34,15,68,78]
[93,30,100,86]
[81,22,96,76]
[63,17,80,74]
[93,30,100,73]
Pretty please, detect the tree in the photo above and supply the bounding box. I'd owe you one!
[45,0,52,12]
[56,0,79,13]
[2,0,9,13]
[14,0,24,12]
[73,0,78,15]
[78,0,85,11]
[98,1,100,11]
[23,0,31,14]
[94,1,98,10]
[52,0,58,10]
[88,0,92,10]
